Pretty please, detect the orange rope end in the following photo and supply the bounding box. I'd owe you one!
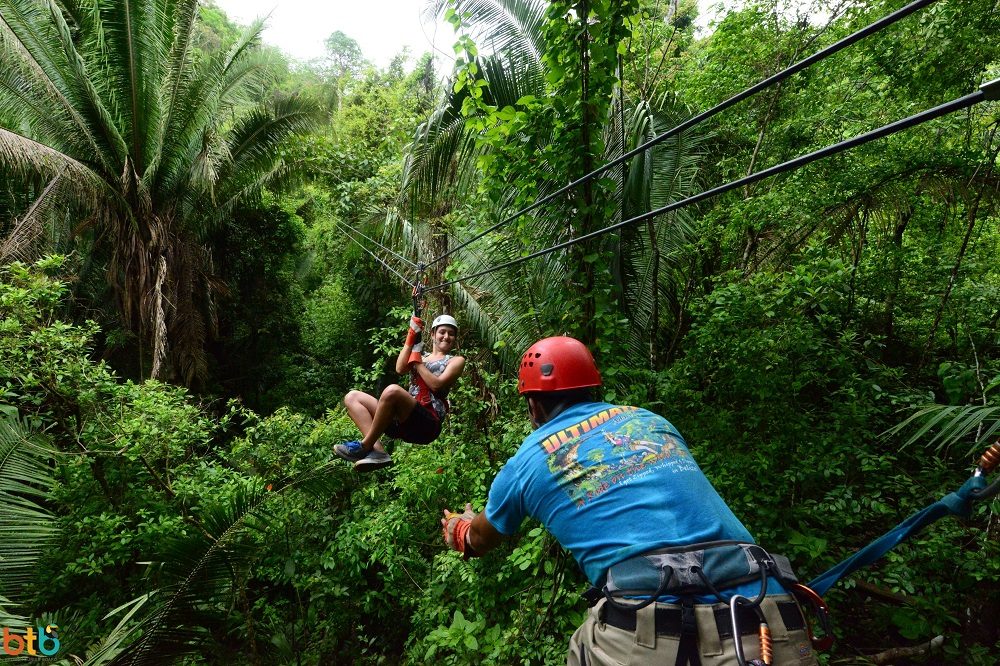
[758,624,773,666]
[979,442,1000,475]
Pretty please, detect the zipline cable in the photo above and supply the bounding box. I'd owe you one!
[335,220,417,288]
[423,79,999,293]
[336,219,420,270]
[426,0,942,268]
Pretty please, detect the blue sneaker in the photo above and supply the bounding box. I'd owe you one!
[334,440,368,463]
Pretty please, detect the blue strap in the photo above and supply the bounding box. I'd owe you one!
[807,475,987,596]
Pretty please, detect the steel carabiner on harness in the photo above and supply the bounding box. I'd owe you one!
[730,594,772,666]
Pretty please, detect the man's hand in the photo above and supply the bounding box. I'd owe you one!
[441,503,476,556]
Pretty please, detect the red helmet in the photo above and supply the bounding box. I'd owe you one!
[518,336,602,394]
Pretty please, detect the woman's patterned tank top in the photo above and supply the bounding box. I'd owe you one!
[409,354,452,418]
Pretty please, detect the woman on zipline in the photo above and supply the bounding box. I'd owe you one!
[336,314,465,471]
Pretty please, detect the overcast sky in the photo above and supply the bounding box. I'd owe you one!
[211,0,452,68]
[211,1,723,69]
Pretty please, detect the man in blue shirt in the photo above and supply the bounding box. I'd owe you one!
[442,336,819,665]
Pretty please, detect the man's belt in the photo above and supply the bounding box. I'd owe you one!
[602,540,799,598]
[601,600,807,638]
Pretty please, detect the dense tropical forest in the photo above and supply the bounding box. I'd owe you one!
[0,0,998,663]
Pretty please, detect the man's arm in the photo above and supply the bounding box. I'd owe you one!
[468,510,503,556]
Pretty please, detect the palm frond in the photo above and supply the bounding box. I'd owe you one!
[153,25,272,199]
[400,108,481,215]
[426,0,546,65]
[147,0,200,180]
[0,407,59,603]
[1,0,130,173]
[215,95,322,206]
[0,170,64,262]
[885,403,1000,456]
[0,127,108,210]
[76,593,156,665]
[478,49,543,107]
[0,592,26,627]
[611,94,706,361]
[94,0,169,173]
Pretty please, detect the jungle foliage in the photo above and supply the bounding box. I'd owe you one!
[0,0,998,664]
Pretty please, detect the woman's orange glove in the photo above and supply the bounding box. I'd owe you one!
[441,504,476,558]
[405,315,423,347]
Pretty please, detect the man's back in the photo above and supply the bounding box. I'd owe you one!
[485,401,755,586]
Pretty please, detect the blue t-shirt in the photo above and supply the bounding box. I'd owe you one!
[485,402,755,587]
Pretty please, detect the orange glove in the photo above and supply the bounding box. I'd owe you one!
[405,315,423,347]
[442,504,476,558]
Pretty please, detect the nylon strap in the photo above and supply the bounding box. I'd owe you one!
[807,475,986,595]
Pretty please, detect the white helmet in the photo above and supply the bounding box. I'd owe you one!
[431,314,458,332]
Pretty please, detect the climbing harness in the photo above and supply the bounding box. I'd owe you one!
[584,541,802,666]
[580,441,1000,663]
[596,542,794,602]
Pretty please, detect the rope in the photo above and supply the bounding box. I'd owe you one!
[422,83,994,293]
[336,219,419,270]
[335,221,417,288]
[424,0,943,269]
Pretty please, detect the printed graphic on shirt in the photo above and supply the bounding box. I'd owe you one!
[539,406,638,453]
[543,410,696,507]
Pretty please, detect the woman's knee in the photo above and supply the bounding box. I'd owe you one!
[344,390,366,408]
[379,385,409,403]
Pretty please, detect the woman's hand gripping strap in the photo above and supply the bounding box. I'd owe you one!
[406,315,423,349]
[407,281,426,364]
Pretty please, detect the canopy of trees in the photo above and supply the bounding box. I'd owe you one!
[1,0,998,664]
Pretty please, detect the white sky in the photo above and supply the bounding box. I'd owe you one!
[211,0,452,68]
[211,1,723,70]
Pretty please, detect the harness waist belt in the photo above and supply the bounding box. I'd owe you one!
[604,540,799,597]
[601,601,805,638]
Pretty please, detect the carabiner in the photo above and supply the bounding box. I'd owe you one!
[411,282,425,319]
[730,595,771,666]
[971,442,1000,501]
[789,582,834,651]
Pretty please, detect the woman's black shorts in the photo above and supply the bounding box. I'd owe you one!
[385,402,442,444]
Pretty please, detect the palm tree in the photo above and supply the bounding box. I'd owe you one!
[397,0,705,368]
[0,0,318,386]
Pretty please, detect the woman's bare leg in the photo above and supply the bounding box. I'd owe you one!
[344,390,378,447]
[362,385,417,452]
